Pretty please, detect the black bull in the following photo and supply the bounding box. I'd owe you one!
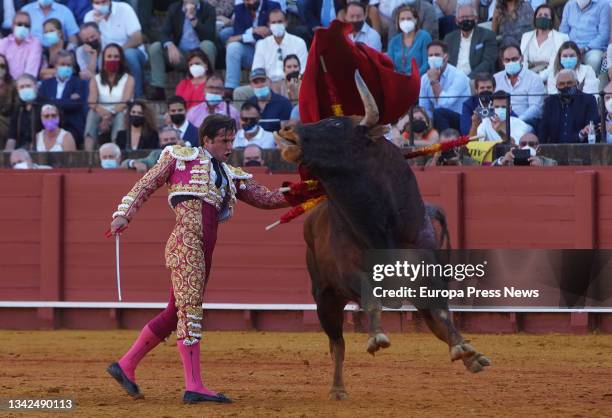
[274,74,490,400]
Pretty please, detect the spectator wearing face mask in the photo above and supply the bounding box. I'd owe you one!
[148,0,218,101]
[387,5,432,75]
[234,102,276,148]
[224,0,282,93]
[99,141,121,169]
[392,105,439,148]
[245,67,292,132]
[346,1,381,52]
[122,126,185,173]
[9,148,51,169]
[242,143,266,166]
[84,0,147,98]
[493,132,558,166]
[21,0,79,46]
[277,54,302,101]
[175,50,213,111]
[538,69,599,143]
[167,96,199,146]
[0,12,43,79]
[444,3,497,79]
[115,100,160,150]
[186,73,240,127]
[494,43,545,127]
[75,21,102,80]
[5,74,40,151]
[520,4,569,81]
[39,18,69,80]
[559,0,609,74]
[252,9,307,92]
[460,73,495,136]
[419,40,471,133]
[470,90,533,143]
[39,49,88,147]
[378,0,438,40]
[547,41,599,95]
[84,43,135,150]
[35,103,77,151]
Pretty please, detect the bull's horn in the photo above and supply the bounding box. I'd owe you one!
[355,70,379,127]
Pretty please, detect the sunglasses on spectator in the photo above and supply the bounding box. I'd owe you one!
[15,22,30,28]
[519,141,537,147]
[241,117,258,124]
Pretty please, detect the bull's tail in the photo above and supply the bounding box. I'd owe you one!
[425,203,451,250]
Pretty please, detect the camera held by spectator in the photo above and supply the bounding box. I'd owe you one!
[493,133,558,166]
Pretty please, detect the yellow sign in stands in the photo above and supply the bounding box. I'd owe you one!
[465,140,501,164]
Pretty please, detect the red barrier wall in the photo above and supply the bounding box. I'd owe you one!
[0,167,610,332]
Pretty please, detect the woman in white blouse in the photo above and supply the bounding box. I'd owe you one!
[36,104,77,152]
[547,41,599,95]
[520,4,568,82]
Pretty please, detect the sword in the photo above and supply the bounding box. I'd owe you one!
[115,233,122,301]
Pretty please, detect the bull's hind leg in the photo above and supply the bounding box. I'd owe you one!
[315,289,348,400]
[420,308,491,373]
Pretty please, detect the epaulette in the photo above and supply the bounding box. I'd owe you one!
[224,164,253,180]
[158,144,200,163]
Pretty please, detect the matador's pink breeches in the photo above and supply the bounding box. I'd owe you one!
[147,199,219,345]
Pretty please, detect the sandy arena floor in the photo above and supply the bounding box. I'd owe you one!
[0,330,611,417]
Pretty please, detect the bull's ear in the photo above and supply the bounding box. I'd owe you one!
[366,125,390,140]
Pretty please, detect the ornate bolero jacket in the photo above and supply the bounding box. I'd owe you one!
[112,145,288,222]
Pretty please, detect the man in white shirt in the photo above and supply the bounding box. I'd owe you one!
[346,1,381,51]
[251,9,307,84]
[474,90,533,143]
[84,0,147,98]
[493,43,545,128]
[233,102,276,148]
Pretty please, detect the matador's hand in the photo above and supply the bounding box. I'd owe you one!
[110,216,129,235]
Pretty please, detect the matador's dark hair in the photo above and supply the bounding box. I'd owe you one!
[199,114,236,142]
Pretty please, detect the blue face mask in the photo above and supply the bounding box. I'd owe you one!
[205,92,223,104]
[428,56,443,69]
[560,56,578,69]
[243,122,259,133]
[94,4,111,15]
[504,61,521,76]
[39,0,54,7]
[42,30,60,47]
[19,87,36,102]
[13,25,29,40]
[494,107,507,121]
[56,65,73,79]
[253,86,271,99]
[101,159,118,169]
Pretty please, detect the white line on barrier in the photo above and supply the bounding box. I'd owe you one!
[0,301,610,313]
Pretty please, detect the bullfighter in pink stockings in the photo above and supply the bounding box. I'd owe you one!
[107,114,293,404]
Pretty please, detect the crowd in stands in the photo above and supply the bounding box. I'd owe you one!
[3,0,612,171]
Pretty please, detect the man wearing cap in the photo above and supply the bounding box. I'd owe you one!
[245,67,292,132]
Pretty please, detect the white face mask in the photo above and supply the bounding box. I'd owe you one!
[399,19,415,34]
[270,23,285,37]
[577,0,590,8]
[189,64,206,78]
[520,145,537,157]
[13,161,30,169]
[605,98,612,113]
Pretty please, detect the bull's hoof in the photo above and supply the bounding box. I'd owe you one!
[450,342,491,373]
[329,388,348,400]
[366,333,391,355]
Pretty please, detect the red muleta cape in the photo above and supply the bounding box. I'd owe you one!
[299,20,420,125]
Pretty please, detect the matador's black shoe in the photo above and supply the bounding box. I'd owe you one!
[183,391,233,404]
[106,362,144,399]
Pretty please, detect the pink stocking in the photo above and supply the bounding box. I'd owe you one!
[177,340,217,396]
[118,325,162,382]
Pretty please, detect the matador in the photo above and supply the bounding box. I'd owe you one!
[107,114,293,404]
